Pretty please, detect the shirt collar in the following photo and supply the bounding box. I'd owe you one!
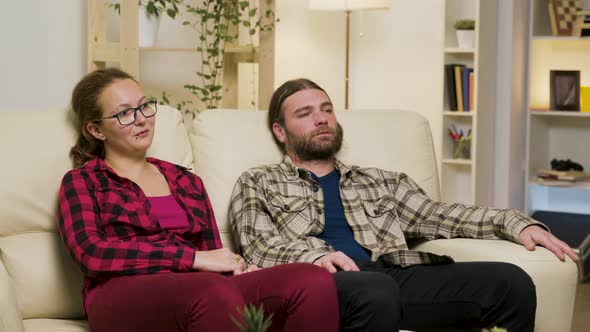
[84,157,189,178]
[279,155,355,180]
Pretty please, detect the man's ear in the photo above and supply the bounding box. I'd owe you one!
[272,122,286,144]
[86,122,106,141]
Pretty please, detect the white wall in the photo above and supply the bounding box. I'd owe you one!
[493,0,530,210]
[0,1,85,111]
[275,0,445,168]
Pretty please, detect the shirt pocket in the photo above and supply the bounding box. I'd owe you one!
[95,186,147,238]
[361,197,402,242]
[266,191,310,235]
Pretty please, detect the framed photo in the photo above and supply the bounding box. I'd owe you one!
[550,70,580,111]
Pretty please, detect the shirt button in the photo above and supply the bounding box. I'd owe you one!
[316,208,323,214]
[373,209,380,215]
[283,204,290,211]
[312,186,320,192]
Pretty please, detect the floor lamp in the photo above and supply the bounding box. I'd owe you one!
[309,0,390,109]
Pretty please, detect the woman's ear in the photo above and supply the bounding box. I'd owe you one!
[86,122,105,141]
[272,122,286,144]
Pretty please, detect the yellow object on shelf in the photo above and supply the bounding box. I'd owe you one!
[581,86,590,112]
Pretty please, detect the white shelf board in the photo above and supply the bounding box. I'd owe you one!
[443,111,474,117]
[442,158,473,166]
[444,47,475,54]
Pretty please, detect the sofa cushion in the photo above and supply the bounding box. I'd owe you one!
[189,109,440,250]
[0,233,84,319]
[23,318,88,332]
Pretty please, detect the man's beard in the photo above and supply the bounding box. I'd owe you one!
[285,123,344,161]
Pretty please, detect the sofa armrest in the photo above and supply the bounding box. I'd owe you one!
[0,253,24,332]
[410,239,578,332]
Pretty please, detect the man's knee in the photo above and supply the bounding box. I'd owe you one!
[334,271,401,316]
[495,263,536,308]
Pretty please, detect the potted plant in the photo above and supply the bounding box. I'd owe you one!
[108,0,183,47]
[454,19,475,49]
[231,304,273,332]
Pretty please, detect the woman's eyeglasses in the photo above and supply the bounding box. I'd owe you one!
[95,100,158,125]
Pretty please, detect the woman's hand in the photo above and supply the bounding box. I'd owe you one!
[192,248,259,275]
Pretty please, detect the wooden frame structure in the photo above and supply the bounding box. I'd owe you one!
[87,0,275,109]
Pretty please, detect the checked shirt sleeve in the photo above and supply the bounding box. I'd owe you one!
[57,170,195,278]
[229,172,329,268]
[388,172,545,242]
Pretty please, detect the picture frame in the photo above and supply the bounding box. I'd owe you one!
[550,70,581,111]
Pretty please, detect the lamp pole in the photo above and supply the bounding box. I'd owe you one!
[345,10,351,110]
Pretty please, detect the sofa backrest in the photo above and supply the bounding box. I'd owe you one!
[0,105,193,320]
[189,109,440,251]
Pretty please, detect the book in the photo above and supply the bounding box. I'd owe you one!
[454,65,464,113]
[468,71,474,111]
[461,67,473,112]
[444,64,459,111]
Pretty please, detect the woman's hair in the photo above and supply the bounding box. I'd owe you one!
[69,68,136,167]
[267,78,326,152]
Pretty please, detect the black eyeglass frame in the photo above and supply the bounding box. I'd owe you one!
[94,100,158,125]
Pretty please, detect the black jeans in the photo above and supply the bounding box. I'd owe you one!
[333,260,536,332]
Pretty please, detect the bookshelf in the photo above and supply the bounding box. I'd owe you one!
[87,0,275,109]
[525,0,590,216]
[440,0,497,206]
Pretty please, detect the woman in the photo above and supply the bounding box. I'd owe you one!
[58,68,339,332]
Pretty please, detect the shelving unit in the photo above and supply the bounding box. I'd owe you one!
[525,0,590,216]
[440,0,497,205]
[87,0,275,109]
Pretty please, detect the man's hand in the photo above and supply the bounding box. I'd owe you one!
[314,251,360,273]
[518,225,579,262]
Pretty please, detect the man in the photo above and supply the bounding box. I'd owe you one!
[229,78,579,332]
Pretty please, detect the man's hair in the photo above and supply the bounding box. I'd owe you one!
[267,78,327,152]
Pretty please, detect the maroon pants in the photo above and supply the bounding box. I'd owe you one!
[87,263,339,332]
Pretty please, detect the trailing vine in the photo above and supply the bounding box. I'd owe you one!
[179,0,278,115]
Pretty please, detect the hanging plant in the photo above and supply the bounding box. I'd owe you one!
[178,0,278,116]
[108,0,183,19]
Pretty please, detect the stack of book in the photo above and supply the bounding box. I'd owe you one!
[535,169,590,186]
[444,64,474,112]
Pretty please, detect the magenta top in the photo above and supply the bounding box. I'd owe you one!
[148,194,191,230]
[84,194,190,310]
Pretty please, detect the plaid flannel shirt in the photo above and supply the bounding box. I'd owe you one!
[58,158,221,303]
[229,156,543,268]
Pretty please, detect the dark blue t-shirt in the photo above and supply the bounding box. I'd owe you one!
[311,169,371,260]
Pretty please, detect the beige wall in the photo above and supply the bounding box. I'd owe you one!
[0,1,85,111]
[1,0,527,209]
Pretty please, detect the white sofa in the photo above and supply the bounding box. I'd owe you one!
[0,106,578,332]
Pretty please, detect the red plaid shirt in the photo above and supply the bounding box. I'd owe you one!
[58,158,222,305]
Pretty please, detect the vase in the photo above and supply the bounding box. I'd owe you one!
[456,30,474,49]
[138,7,160,47]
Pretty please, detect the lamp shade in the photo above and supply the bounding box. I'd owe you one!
[309,0,390,11]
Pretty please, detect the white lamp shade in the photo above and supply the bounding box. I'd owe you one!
[309,0,390,11]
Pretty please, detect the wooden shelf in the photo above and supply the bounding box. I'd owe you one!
[140,45,258,54]
[529,110,590,117]
[528,178,590,190]
[87,0,275,109]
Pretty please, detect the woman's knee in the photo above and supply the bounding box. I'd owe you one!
[274,263,337,293]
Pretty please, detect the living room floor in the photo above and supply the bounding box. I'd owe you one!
[572,280,590,332]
